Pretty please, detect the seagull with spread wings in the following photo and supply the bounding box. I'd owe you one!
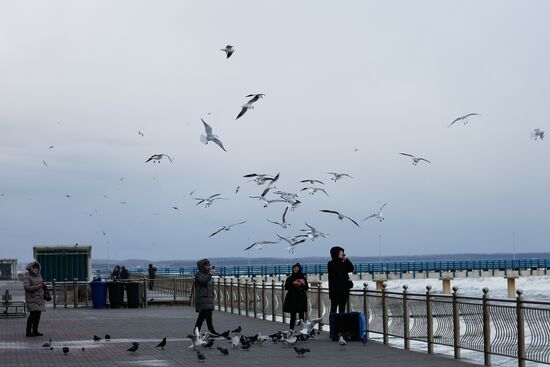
[243,240,281,252]
[267,207,290,228]
[300,179,324,185]
[328,172,353,182]
[210,221,247,237]
[448,113,481,127]
[193,194,228,208]
[320,209,360,227]
[277,234,307,253]
[220,45,234,58]
[236,93,265,120]
[362,202,387,222]
[146,154,173,163]
[531,128,545,141]
[200,119,226,152]
[300,187,329,196]
[399,153,431,166]
[300,223,328,240]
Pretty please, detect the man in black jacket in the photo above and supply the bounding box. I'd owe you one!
[328,246,354,314]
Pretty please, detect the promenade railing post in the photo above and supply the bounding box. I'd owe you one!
[223,277,227,312]
[262,280,266,320]
[173,277,177,303]
[271,280,276,322]
[143,278,148,308]
[318,283,323,330]
[253,279,257,319]
[403,285,410,350]
[516,290,525,367]
[64,278,68,308]
[217,278,221,311]
[73,278,78,308]
[237,278,242,315]
[382,283,388,345]
[426,285,433,354]
[230,279,234,314]
[452,286,461,359]
[244,279,249,317]
[363,283,369,341]
[482,287,491,366]
[52,279,57,309]
[281,282,286,325]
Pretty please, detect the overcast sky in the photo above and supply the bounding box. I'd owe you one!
[1,1,549,263]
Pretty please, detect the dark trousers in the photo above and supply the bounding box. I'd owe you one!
[330,296,348,314]
[26,311,41,335]
[194,309,218,334]
[148,279,155,290]
[289,311,305,330]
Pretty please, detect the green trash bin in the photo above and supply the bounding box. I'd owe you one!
[108,282,125,308]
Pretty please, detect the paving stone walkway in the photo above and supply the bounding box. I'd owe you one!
[0,299,476,367]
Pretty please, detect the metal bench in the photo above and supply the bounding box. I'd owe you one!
[1,290,26,318]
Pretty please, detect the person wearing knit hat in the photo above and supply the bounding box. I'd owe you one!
[283,263,309,330]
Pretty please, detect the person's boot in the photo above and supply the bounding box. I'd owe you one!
[26,319,34,337]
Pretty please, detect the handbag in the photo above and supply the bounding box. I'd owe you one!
[43,284,52,301]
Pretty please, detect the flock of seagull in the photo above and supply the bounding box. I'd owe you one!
[28,42,546,256]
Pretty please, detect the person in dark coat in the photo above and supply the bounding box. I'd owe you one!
[120,266,129,280]
[283,263,309,330]
[328,246,354,314]
[23,261,46,337]
[111,265,121,280]
[148,264,157,290]
[194,259,219,335]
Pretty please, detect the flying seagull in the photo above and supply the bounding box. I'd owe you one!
[220,45,234,58]
[362,202,387,222]
[320,209,360,227]
[448,113,481,127]
[298,317,323,335]
[243,240,281,251]
[300,179,324,185]
[236,93,265,120]
[300,223,328,240]
[138,130,144,136]
[48,145,54,149]
[194,193,228,208]
[210,221,247,237]
[300,187,329,196]
[145,154,173,163]
[200,119,226,151]
[277,234,307,253]
[328,172,353,182]
[42,160,48,167]
[267,207,290,228]
[399,152,431,166]
[243,173,276,185]
[531,128,545,141]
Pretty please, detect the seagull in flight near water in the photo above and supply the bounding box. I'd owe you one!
[320,209,360,227]
[194,194,228,208]
[328,172,353,182]
[200,119,226,152]
[145,154,173,163]
[243,240,281,252]
[362,202,387,222]
[531,128,545,141]
[220,45,234,58]
[236,94,265,120]
[448,113,481,127]
[210,221,247,237]
[267,207,290,228]
[399,153,431,166]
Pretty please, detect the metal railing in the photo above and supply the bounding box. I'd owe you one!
[94,258,550,279]
[212,278,550,367]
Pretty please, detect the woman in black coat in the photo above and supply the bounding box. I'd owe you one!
[328,246,354,314]
[194,258,220,335]
[283,263,309,330]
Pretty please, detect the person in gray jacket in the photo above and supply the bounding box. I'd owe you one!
[23,261,46,337]
[194,259,219,336]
